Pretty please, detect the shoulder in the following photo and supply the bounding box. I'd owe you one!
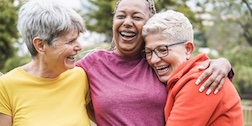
[83,49,110,58]
[76,49,114,69]
[0,68,22,92]
[68,67,86,75]
[61,67,88,83]
[77,49,111,62]
[0,68,20,80]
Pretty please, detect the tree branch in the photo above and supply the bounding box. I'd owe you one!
[242,0,252,17]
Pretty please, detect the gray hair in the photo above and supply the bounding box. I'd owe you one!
[142,10,194,43]
[114,0,156,17]
[17,0,86,56]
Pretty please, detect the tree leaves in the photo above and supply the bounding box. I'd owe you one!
[0,0,18,70]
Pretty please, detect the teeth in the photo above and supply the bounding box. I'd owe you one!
[67,56,75,60]
[156,66,167,70]
[121,32,135,37]
[156,66,169,73]
[159,68,168,72]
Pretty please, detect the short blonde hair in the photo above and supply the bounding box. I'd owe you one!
[142,10,194,43]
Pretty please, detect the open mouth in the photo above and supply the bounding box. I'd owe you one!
[120,31,136,38]
[155,65,170,74]
[67,55,75,60]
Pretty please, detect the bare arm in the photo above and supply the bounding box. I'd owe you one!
[0,113,12,126]
[196,58,232,95]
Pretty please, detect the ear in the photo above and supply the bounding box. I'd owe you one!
[33,37,45,54]
[184,41,194,60]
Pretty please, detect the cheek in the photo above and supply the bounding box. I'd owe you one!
[147,60,152,66]
[137,23,145,32]
[171,55,186,68]
[113,19,121,29]
[164,54,181,65]
[57,47,70,56]
[112,23,120,38]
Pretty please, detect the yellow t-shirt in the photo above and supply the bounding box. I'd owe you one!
[0,67,91,126]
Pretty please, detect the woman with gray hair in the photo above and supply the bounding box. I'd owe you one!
[0,0,91,125]
[142,10,243,126]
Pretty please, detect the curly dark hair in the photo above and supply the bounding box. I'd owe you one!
[114,0,156,16]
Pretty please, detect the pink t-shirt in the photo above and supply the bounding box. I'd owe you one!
[76,50,167,126]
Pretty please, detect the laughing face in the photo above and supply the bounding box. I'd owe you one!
[44,30,82,73]
[113,0,151,57]
[145,34,191,83]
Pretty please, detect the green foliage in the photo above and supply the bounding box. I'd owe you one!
[201,0,252,97]
[223,47,252,95]
[203,0,252,47]
[81,0,114,42]
[1,54,31,73]
[155,0,198,23]
[0,0,19,69]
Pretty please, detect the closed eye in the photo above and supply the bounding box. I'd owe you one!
[116,14,126,19]
[133,16,143,20]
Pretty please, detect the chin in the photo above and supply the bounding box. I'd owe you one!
[158,76,167,83]
[69,65,75,69]
[65,64,75,70]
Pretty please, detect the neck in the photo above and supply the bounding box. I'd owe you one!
[113,49,142,59]
[22,60,64,78]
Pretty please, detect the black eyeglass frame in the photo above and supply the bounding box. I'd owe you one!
[142,41,187,60]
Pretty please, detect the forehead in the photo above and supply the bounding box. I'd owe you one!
[145,34,172,47]
[55,31,79,42]
[116,0,150,14]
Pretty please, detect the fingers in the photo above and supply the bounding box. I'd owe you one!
[197,59,211,70]
[214,79,225,94]
[198,74,215,94]
[198,70,226,95]
[204,75,223,95]
[197,58,229,95]
[196,68,213,85]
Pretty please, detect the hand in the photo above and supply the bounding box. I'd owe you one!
[0,113,12,126]
[196,58,231,95]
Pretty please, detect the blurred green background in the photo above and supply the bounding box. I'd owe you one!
[1,0,252,125]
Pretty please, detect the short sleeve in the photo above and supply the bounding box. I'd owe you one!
[0,80,12,116]
[75,50,98,72]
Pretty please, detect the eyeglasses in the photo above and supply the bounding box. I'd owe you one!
[142,41,186,60]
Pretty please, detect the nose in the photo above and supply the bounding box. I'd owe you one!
[123,16,133,27]
[150,51,161,63]
[74,40,82,51]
